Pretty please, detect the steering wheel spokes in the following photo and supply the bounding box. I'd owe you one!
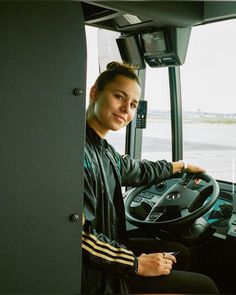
[146,209,164,222]
[125,172,219,229]
[180,207,191,218]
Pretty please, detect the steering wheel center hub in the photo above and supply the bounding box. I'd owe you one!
[166,192,181,200]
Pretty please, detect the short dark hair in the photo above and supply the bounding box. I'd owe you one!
[95,61,140,92]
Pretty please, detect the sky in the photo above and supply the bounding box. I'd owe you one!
[181,19,236,114]
[85,19,236,114]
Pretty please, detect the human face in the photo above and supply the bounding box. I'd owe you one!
[88,75,141,138]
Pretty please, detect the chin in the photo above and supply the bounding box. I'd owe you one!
[110,124,125,132]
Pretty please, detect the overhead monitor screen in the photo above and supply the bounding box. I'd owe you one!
[141,31,167,55]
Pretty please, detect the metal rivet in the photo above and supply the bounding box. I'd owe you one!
[73,88,83,96]
[69,214,80,222]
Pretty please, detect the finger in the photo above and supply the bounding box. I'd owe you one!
[165,258,173,266]
[162,261,173,273]
[194,178,201,184]
[164,253,176,263]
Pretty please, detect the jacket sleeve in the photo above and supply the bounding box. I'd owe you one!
[119,153,173,187]
[82,156,138,274]
[82,215,138,274]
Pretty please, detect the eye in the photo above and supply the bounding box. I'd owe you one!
[131,102,138,109]
[114,94,124,100]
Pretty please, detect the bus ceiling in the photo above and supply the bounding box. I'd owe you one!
[82,1,236,69]
[82,1,236,32]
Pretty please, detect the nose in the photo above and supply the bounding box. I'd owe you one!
[120,101,130,114]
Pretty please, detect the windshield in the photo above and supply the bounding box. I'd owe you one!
[86,20,236,183]
[181,19,236,182]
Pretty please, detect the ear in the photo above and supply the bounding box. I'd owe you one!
[89,85,98,102]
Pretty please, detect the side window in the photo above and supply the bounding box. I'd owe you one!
[142,66,172,161]
[181,20,236,182]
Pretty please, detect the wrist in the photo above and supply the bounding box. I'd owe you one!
[178,160,188,173]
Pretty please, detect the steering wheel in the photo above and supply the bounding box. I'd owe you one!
[124,172,219,229]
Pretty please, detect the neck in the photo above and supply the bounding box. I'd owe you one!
[87,117,108,139]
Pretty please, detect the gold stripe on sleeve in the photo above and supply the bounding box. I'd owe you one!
[82,213,85,226]
[82,243,134,266]
[82,235,134,261]
[82,230,134,257]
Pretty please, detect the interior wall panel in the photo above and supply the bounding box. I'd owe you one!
[0,1,86,293]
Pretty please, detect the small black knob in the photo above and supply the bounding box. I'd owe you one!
[69,214,80,222]
[73,88,83,96]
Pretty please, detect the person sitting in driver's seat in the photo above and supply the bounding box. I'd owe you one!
[82,61,219,294]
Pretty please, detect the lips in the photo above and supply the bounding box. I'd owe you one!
[113,114,126,123]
